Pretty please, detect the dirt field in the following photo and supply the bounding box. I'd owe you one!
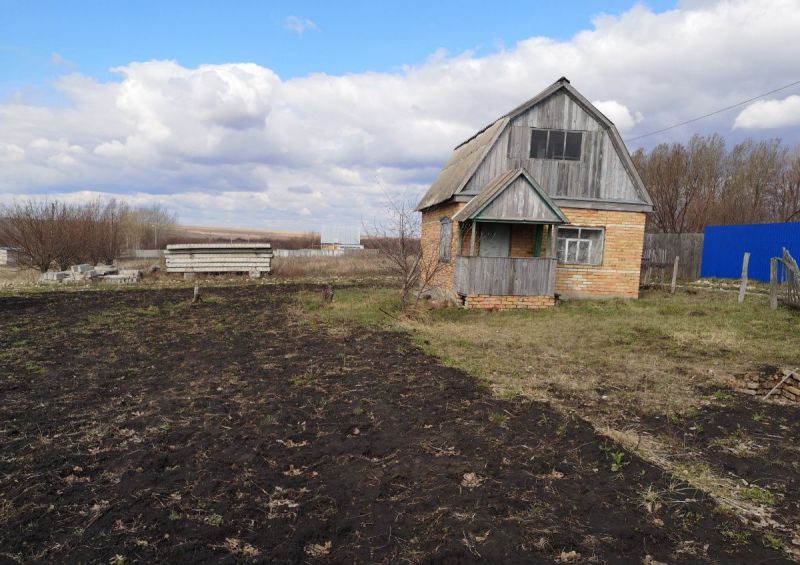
[1,285,792,563]
[299,286,800,559]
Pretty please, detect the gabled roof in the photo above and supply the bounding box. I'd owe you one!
[452,168,568,224]
[416,77,653,211]
[415,117,508,211]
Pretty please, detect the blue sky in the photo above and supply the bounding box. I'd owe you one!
[1,0,799,229]
[1,0,675,98]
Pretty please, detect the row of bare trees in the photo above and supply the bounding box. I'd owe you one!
[0,199,177,272]
[632,135,800,233]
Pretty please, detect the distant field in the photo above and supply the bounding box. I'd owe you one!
[174,224,310,240]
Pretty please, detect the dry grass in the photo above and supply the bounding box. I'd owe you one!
[271,254,393,278]
[303,287,798,419]
[0,266,40,286]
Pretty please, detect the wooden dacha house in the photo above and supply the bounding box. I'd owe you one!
[417,77,653,309]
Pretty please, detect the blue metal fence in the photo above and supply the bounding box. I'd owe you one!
[701,222,800,282]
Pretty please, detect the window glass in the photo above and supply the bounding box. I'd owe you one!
[557,227,604,265]
[577,240,590,263]
[564,132,582,160]
[530,129,582,161]
[530,129,548,159]
[546,130,565,159]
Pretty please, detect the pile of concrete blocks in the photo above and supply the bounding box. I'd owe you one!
[100,270,142,284]
[40,264,141,284]
[165,243,273,278]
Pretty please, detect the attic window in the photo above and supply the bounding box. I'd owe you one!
[530,129,582,161]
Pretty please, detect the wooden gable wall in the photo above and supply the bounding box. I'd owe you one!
[477,176,562,222]
[460,91,644,203]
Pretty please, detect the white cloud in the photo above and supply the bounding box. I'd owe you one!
[592,100,644,131]
[284,16,317,35]
[734,95,800,129]
[50,52,75,69]
[2,0,800,229]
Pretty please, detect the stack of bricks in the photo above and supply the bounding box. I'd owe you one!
[466,294,555,310]
[736,367,800,404]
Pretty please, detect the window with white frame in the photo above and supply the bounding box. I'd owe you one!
[438,217,453,262]
[557,227,604,265]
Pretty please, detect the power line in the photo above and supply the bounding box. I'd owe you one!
[624,78,800,142]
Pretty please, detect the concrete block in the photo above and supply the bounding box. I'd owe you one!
[71,263,94,273]
[94,265,119,275]
[41,271,69,282]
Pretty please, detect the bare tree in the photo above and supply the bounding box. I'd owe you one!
[365,194,445,308]
[0,200,64,271]
[634,134,800,233]
[0,197,178,271]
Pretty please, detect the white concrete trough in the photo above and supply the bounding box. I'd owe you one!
[164,243,273,278]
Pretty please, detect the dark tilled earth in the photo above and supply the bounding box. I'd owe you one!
[0,285,792,563]
[638,383,800,528]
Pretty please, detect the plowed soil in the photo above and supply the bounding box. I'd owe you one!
[0,285,791,563]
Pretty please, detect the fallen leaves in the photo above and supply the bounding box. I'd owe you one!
[461,472,484,489]
[305,540,332,557]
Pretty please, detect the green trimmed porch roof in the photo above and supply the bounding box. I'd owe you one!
[451,168,568,224]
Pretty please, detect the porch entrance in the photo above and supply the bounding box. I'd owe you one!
[478,223,510,257]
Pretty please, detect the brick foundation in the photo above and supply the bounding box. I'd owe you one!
[465,294,555,310]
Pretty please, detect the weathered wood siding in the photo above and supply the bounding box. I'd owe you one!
[461,91,643,203]
[477,176,563,222]
[642,233,704,281]
[455,256,556,296]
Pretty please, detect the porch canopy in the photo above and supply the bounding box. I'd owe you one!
[452,168,568,296]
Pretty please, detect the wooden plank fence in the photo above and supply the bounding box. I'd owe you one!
[771,248,800,309]
[641,233,704,285]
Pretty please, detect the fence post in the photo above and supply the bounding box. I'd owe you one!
[737,252,750,304]
[770,257,778,310]
[670,256,680,294]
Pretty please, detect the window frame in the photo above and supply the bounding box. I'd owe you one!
[556,226,605,266]
[529,128,583,161]
[438,217,453,263]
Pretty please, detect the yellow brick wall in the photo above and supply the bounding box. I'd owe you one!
[509,224,533,257]
[466,294,555,310]
[555,208,646,299]
[509,224,551,257]
[420,202,466,293]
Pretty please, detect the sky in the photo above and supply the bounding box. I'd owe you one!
[1,0,800,229]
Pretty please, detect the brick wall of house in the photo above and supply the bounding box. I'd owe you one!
[466,294,555,309]
[420,202,465,293]
[421,204,646,301]
[509,224,551,257]
[555,208,646,299]
[509,224,533,256]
